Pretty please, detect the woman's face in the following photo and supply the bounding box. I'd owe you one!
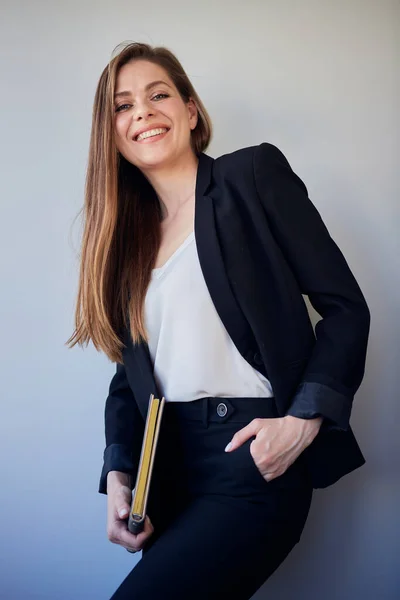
[113,59,198,170]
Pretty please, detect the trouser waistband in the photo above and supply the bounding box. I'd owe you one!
[163,396,279,427]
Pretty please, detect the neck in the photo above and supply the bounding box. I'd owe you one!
[141,149,199,220]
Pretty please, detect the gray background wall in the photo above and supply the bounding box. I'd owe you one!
[0,1,398,598]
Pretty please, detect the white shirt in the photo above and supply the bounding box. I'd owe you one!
[144,230,274,402]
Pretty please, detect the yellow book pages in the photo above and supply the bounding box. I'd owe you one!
[131,395,165,519]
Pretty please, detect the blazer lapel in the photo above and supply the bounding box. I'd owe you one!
[194,152,260,368]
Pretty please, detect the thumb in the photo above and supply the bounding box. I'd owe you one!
[225,419,260,452]
[116,485,132,519]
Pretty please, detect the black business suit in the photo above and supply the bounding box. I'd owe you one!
[99,141,370,497]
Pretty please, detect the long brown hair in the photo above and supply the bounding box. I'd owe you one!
[65,41,213,363]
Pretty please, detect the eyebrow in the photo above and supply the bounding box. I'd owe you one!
[114,80,172,100]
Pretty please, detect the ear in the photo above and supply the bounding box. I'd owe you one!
[187,97,198,130]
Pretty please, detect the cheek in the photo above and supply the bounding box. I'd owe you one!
[114,115,130,143]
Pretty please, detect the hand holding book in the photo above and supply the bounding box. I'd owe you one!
[106,475,154,553]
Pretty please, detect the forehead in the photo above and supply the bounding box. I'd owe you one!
[115,60,173,92]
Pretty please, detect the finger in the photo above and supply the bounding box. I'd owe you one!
[109,516,150,547]
[265,470,282,482]
[117,515,154,549]
[114,485,132,519]
[225,418,263,452]
[265,461,290,480]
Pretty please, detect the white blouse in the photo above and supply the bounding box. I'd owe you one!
[144,230,274,402]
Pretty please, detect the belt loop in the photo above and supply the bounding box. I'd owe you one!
[201,397,209,428]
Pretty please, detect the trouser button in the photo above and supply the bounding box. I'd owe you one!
[216,402,228,417]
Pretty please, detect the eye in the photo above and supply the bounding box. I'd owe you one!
[152,93,169,101]
[115,94,169,113]
[115,103,130,113]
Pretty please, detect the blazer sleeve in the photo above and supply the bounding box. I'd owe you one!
[98,361,145,495]
[252,142,371,431]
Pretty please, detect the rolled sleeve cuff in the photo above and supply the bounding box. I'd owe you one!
[285,381,352,431]
[98,443,136,495]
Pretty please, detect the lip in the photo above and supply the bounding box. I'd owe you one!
[132,124,170,141]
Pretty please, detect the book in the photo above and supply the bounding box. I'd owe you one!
[128,393,166,534]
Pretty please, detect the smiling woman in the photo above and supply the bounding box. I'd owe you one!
[65,41,370,600]
[66,42,212,362]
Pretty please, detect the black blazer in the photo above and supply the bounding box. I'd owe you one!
[98,142,370,494]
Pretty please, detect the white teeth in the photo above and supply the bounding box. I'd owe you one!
[136,127,168,141]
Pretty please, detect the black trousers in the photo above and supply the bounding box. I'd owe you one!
[110,396,313,600]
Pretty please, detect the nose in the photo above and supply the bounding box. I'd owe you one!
[132,99,155,122]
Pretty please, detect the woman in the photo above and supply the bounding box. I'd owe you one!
[67,41,370,599]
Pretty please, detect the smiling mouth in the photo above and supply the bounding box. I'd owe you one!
[134,128,171,142]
